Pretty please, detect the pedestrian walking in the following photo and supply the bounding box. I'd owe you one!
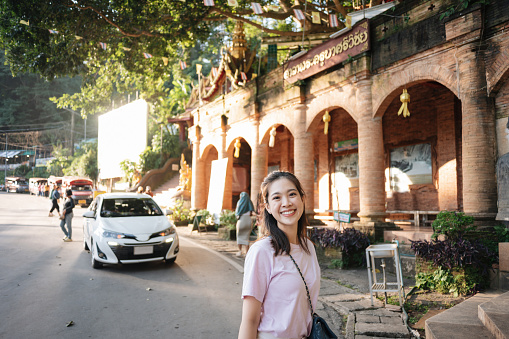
[60,189,75,242]
[235,192,255,257]
[145,186,154,197]
[238,171,321,339]
[48,185,61,217]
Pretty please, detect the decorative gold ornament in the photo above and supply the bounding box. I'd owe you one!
[269,126,277,147]
[322,110,331,135]
[398,89,410,117]
[234,138,241,158]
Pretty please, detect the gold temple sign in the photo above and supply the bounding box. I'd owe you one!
[284,20,370,84]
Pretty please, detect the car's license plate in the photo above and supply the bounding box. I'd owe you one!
[78,200,86,204]
[134,246,153,255]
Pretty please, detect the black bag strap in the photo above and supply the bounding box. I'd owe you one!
[288,253,315,319]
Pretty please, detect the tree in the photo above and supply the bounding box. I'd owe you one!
[45,144,71,176]
[64,140,98,182]
[0,1,358,106]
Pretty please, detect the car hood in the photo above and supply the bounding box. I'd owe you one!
[100,216,171,236]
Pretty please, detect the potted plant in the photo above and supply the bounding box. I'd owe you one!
[310,227,370,268]
[170,198,191,226]
[218,210,237,240]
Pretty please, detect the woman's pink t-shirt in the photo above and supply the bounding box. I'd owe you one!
[242,237,320,338]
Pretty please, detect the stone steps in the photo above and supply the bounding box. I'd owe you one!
[426,290,508,339]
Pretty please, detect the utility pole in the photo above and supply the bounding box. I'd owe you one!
[4,133,7,186]
[64,108,79,157]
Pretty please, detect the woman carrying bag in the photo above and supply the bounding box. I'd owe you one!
[235,192,255,257]
[238,171,336,339]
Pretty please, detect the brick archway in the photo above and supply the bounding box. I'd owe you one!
[373,63,459,118]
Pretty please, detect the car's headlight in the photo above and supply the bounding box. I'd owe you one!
[158,226,176,237]
[102,230,133,239]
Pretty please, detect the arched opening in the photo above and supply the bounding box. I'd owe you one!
[261,125,294,174]
[226,138,252,209]
[381,81,462,213]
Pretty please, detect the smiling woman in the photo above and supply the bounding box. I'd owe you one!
[238,171,334,339]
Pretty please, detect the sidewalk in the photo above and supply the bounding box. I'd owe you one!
[178,226,414,339]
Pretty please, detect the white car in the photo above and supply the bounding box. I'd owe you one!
[83,193,179,269]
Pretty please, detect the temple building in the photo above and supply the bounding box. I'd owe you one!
[181,0,509,235]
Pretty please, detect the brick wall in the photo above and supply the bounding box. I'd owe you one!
[382,82,459,211]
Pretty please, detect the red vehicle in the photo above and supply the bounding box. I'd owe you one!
[62,177,94,207]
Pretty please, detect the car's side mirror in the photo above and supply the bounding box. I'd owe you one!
[83,211,95,218]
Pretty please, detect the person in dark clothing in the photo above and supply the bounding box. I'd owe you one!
[49,185,61,217]
[60,189,75,242]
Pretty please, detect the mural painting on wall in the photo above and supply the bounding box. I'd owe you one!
[388,144,432,193]
[283,20,370,84]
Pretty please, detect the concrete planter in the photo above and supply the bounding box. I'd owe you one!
[218,227,236,241]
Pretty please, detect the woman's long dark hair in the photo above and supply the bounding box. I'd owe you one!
[258,171,310,256]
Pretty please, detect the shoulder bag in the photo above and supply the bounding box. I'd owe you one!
[288,254,338,339]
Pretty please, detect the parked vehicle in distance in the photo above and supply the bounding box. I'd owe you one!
[29,177,48,195]
[62,176,94,207]
[82,193,178,269]
[5,176,29,193]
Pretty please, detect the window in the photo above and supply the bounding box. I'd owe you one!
[389,143,432,192]
[100,198,163,217]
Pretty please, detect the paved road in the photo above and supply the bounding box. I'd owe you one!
[0,192,243,339]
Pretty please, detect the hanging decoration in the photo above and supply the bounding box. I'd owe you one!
[251,2,263,14]
[293,9,305,21]
[99,42,107,49]
[19,20,29,26]
[329,14,339,27]
[240,71,247,81]
[227,0,238,6]
[196,63,202,75]
[322,110,331,134]
[75,35,83,40]
[204,0,215,6]
[311,12,321,24]
[397,89,411,117]
[122,47,131,51]
[234,138,241,158]
[180,60,187,70]
[48,29,59,34]
[162,57,169,66]
[143,52,153,58]
[269,126,277,147]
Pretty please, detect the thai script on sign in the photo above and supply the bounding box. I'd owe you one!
[283,20,370,84]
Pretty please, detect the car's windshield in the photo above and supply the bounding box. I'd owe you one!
[100,198,163,217]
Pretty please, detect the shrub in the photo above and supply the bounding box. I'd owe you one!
[431,211,475,240]
[219,210,237,230]
[310,227,370,267]
[411,237,496,295]
[196,209,214,226]
[171,198,190,223]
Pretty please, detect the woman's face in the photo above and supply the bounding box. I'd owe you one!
[265,177,304,230]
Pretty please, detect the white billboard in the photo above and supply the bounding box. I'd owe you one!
[98,100,148,179]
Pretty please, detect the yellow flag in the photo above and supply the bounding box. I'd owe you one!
[227,0,238,6]
[19,20,29,26]
[311,12,320,24]
[162,57,169,66]
[122,47,131,51]
[345,14,352,28]
[196,63,202,75]
[75,35,83,40]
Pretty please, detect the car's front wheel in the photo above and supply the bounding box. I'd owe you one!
[83,227,89,251]
[164,257,176,265]
[90,240,103,269]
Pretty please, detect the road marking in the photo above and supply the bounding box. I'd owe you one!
[179,236,244,273]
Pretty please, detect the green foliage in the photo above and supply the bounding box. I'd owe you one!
[196,209,214,226]
[171,198,191,223]
[220,210,237,230]
[139,131,183,175]
[415,266,481,297]
[63,140,98,181]
[328,259,344,269]
[439,0,490,20]
[119,160,139,186]
[14,164,30,177]
[431,211,475,240]
[45,144,71,176]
